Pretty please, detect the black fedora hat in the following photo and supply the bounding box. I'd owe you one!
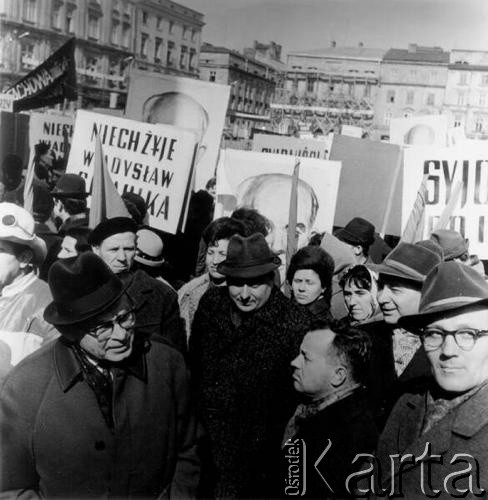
[217,233,281,279]
[369,242,441,284]
[44,253,126,326]
[51,174,88,199]
[335,217,375,247]
[399,261,488,331]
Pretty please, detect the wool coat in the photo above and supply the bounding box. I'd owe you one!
[189,286,314,498]
[125,269,187,355]
[287,388,379,499]
[0,336,199,499]
[371,382,488,499]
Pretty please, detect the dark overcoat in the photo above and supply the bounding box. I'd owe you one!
[0,336,199,498]
[126,269,187,355]
[372,383,488,498]
[189,286,314,498]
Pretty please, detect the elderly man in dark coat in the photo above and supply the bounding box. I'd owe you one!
[90,217,186,354]
[0,253,199,498]
[190,233,315,498]
[369,262,488,498]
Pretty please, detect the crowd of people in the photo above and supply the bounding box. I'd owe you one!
[1,151,488,499]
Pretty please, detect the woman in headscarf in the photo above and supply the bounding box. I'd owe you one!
[339,264,382,325]
[286,246,335,322]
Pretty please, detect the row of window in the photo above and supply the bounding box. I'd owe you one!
[139,35,197,71]
[456,72,488,86]
[290,79,372,98]
[141,10,198,42]
[386,89,436,106]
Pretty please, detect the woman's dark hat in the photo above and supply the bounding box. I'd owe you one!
[399,261,488,331]
[51,174,88,199]
[44,253,126,326]
[335,217,375,247]
[217,233,281,279]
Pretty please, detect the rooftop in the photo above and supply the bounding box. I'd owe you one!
[289,46,386,61]
[384,45,449,64]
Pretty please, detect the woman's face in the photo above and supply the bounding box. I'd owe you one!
[292,269,324,305]
[343,280,376,321]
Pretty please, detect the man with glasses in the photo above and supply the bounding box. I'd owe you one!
[372,262,488,497]
[0,253,199,498]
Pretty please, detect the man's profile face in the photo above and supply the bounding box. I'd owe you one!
[58,236,78,259]
[377,275,421,325]
[93,232,137,274]
[291,329,341,400]
[227,275,273,313]
[0,240,24,291]
[425,307,488,393]
[79,295,135,363]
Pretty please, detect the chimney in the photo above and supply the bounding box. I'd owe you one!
[408,43,417,53]
[358,42,364,48]
[331,40,336,48]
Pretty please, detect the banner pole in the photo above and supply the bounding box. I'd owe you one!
[433,181,463,232]
[380,147,403,238]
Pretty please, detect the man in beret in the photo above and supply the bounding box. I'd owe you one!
[51,173,89,234]
[0,253,199,498]
[371,262,488,497]
[90,217,186,354]
[190,233,314,498]
[365,242,442,429]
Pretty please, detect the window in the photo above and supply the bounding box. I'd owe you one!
[406,90,414,105]
[154,37,163,62]
[209,71,216,82]
[88,15,100,40]
[21,42,36,70]
[454,115,462,128]
[306,77,314,93]
[52,4,62,29]
[363,84,371,98]
[191,29,197,42]
[387,90,395,103]
[166,41,175,66]
[169,21,175,34]
[156,16,162,30]
[65,7,75,33]
[426,93,435,106]
[482,74,488,87]
[23,0,36,22]
[86,56,101,84]
[182,26,189,39]
[457,91,466,106]
[189,48,196,71]
[142,10,148,25]
[480,93,486,107]
[180,45,187,69]
[122,24,130,48]
[140,34,148,58]
[384,111,392,126]
[110,19,120,45]
[475,117,484,133]
[458,72,467,85]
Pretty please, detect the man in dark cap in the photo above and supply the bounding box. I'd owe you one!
[366,242,442,429]
[372,262,488,498]
[0,253,199,498]
[190,233,314,498]
[51,173,89,234]
[90,217,186,354]
[335,217,376,265]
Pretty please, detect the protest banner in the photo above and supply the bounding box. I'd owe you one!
[66,110,197,234]
[28,112,74,158]
[329,135,402,235]
[5,38,77,112]
[389,114,448,147]
[216,149,342,235]
[403,146,488,258]
[125,69,230,191]
[252,133,332,160]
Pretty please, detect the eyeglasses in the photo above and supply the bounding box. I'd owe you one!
[87,309,136,339]
[420,327,488,351]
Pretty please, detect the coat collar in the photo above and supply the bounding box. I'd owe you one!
[54,337,148,393]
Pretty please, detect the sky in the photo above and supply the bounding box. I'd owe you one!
[178,0,488,59]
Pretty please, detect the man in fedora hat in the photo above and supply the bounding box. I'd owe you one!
[91,217,186,354]
[335,217,376,265]
[365,242,442,429]
[0,253,199,498]
[0,202,56,377]
[189,233,314,498]
[51,173,89,234]
[371,262,488,498]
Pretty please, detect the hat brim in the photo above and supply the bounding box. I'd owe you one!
[399,298,488,332]
[218,258,281,279]
[52,191,89,199]
[44,279,128,327]
[134,255,164,268]
[368,262,423,284]
[0,234,47,266]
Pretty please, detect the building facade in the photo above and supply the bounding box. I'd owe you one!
[375,44,449,138]
[271,44,385,138]
[0,0,204,109]
[444,49,488,139]
[199,42,279,139]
